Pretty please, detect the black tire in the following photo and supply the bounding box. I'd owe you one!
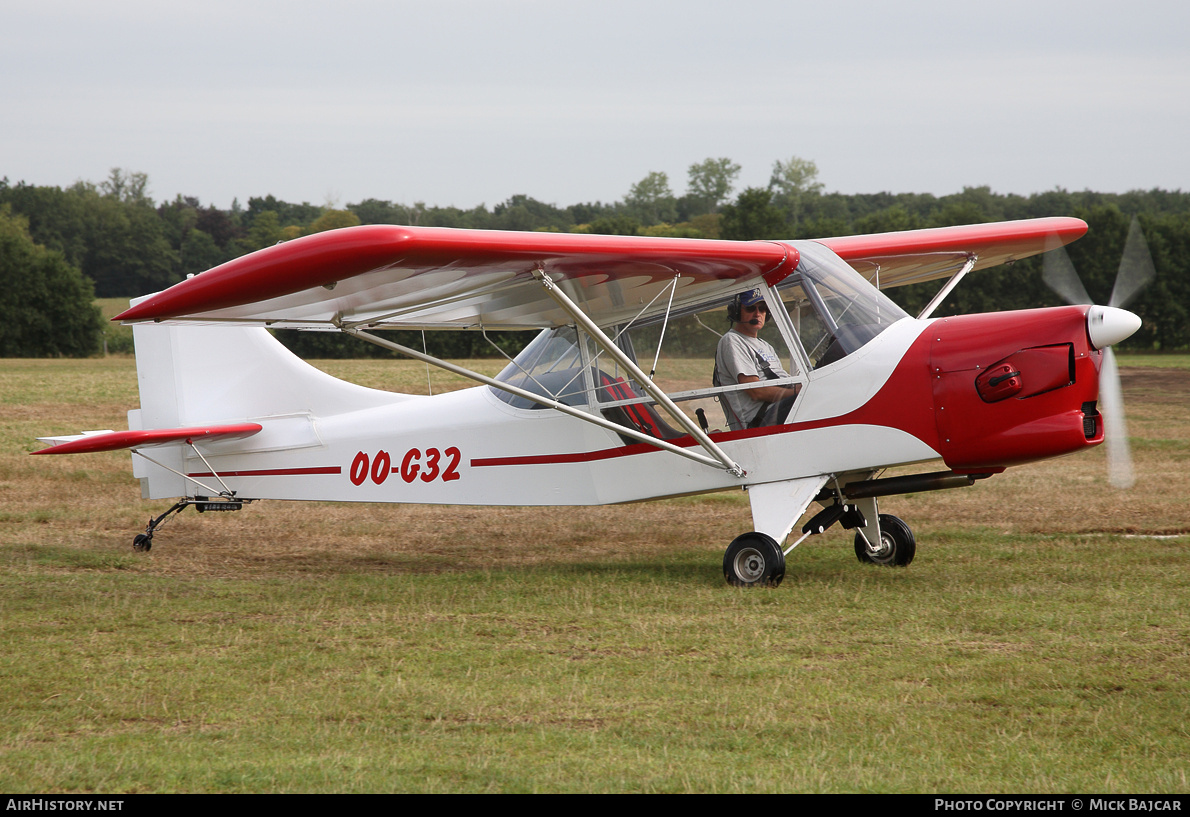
[132,533,152,552]
[723,532,785,587]
[854,514,915,566]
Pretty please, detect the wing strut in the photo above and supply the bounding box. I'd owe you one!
[344,328,735,472]
[533,269,745,477]
[917,254,977,320]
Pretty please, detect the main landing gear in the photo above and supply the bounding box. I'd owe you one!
[131,496,247,552]
[722,500,916,587]
[854,513,915,567]
[723,532,785,587]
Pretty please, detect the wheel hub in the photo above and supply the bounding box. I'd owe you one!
[866,532,893,558]
[734,548,766,583]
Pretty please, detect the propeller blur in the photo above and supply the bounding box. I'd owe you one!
[1042,217,1155,489]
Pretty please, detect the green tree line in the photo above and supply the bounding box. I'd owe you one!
[2,161,1189,357]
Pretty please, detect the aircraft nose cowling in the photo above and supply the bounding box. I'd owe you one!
[1087,305,1141,350]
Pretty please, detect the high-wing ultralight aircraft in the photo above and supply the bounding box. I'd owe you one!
[34,217,1149,586]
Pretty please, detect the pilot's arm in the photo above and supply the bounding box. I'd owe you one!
[736,374,796,403]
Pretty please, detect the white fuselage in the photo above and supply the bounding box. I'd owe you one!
[135,317,941,506]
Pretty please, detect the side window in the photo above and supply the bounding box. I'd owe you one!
[490,327,589,409]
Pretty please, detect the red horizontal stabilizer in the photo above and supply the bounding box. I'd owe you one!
[33,423,263,455]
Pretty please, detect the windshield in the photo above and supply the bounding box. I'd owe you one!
[779,241,909,368]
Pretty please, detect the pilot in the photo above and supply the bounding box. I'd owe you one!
[714,289,799,430]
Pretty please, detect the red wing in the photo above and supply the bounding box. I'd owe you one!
[818,217,1087,288]
[33,423,263,455]
[113,218,1085,330]
[116,226,795,330]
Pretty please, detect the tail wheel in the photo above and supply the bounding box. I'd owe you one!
[723,532,785,587]
[855,514,915,567]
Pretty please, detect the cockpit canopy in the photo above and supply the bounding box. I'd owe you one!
[490,241,910,416]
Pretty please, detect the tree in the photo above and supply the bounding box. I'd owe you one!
[195,205,240,250]
[241,210,284,252]
[720,188,786,240]
[686,157,741,214]
[492,195,572,232]
[852,205,924,235]
[245,195,321,231]
[350,198,402,225]
[568,201,613,225]
[100,167,151,204]
[0,181,89,268]
[180,229,227,276]
[156,194,200,252]
[70,182,178,297]
[588,214,641,236]
[0,205,102,357]
[309,209,361,233]
[624,171,677,225]
[769,155,824,227]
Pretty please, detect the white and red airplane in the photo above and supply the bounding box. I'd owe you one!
[34,217,1148,586]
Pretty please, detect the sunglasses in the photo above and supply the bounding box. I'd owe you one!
[743,303,768,314]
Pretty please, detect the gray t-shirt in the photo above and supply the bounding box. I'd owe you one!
[714,329,791,430]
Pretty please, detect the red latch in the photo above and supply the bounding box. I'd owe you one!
[976,364,1022,402]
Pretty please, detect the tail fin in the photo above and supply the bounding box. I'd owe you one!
[128,312,411,498]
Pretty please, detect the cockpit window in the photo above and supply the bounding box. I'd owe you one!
[490,327,589,409]
[779,241,909,368]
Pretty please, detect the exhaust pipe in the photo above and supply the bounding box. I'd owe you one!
[816,470,995,502]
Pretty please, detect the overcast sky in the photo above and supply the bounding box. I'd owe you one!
[3,0,1188,211]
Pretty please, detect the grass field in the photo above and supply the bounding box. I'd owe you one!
[1,352,1188,793]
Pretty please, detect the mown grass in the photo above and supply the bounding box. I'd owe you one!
[1116,353,1190,369]
[1,355,1188,792]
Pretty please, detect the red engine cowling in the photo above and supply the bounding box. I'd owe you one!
[929,306,1103,471]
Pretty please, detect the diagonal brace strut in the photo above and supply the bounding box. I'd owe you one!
[533,269,744,477]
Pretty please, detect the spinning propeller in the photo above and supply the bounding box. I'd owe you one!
[1042,218,1154,488]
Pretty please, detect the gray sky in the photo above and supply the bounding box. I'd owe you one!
[3,0,1188,211]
